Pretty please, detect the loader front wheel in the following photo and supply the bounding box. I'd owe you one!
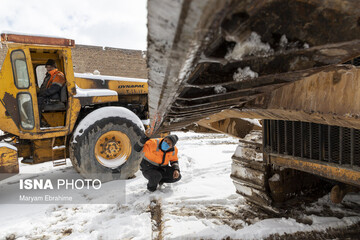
[70,108,145,182]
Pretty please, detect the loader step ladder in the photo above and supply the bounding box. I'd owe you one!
[51,137,67,167]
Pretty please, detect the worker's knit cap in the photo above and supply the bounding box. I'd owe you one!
[165,135,179,146]
[45,59,56,67]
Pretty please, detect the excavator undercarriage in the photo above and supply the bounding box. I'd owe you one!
[146,0,360,206]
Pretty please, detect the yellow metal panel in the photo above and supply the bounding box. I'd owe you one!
[42,112,66,127]
[75,95,118,105]
[68,98,81,134]
[32,139,67,164]
[0,145,19,174]
[16,141,31,159]
[0,48,21,136]
[75,77,148,95]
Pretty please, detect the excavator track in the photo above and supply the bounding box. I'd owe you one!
[231,130,331,211]
[230,130,273,210]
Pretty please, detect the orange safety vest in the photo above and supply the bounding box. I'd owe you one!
[46,69,65,88]
[143,138,178,166]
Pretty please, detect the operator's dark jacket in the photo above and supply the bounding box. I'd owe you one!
[39,69,65,101]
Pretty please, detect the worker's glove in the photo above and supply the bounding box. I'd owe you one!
[173,170,180,179]
[145,128,152,137]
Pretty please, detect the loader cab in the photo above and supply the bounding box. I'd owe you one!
[0,33,76,138]
[31,50,68,127]
[13,48,69,130]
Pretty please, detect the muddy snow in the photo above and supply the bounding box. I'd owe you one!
[1,132,360,239]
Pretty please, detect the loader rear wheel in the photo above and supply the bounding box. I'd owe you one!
[70,116,144,182]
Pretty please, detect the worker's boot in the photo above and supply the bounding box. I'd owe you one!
[147,184,157,192]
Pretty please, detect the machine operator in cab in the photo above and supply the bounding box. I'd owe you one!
[38,60,66,109]
[38,59,66,126]
[22,59,66,127]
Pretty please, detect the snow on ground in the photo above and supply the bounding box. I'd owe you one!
[1,132,360,239]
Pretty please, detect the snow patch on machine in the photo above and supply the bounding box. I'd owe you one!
[242,118,262,127]
[279,34,288,48]
[233,67,258,82]
[74,73,148,83]
[214,85,227,94]
[233,131,263,161]
[278,34,310,51]
[225,32,273,61]
[269,173,280,182]
[72,107,145,143]
[0,143,17,151]
[74,85,117,97]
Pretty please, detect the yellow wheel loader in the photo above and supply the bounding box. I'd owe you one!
[0,33,148,181]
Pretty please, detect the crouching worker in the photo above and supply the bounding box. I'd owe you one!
[140,134,181,192]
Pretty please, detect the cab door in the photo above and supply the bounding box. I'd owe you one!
[9,47,39,132]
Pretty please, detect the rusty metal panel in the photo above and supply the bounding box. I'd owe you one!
[1,33,75,47]
[16,141,31,159]
[198,116,261,138]
[269,153,360,187]
[0,144,19,175]
[264,119,360,168]
[32,139,67,164]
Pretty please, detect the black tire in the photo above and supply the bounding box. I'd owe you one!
[70,116,144,182]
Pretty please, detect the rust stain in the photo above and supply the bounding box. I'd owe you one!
[0,146,19,174]
[269,154,360,187]
[3,92,20,126]
[320,48,348,56]
[241,65,360,128]
[1,33,75,47]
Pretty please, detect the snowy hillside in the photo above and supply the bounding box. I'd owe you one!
[1,132,360,239]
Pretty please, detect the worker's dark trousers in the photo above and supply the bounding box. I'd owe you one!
[140,159,181,192]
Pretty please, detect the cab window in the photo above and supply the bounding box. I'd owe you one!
[11,50,30,89]
[17,93,35,130]
[35,64,47,87]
